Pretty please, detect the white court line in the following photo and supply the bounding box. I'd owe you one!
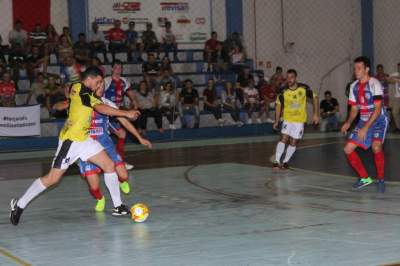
[296,184,350,193]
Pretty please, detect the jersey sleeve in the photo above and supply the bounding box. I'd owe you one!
[122,78,131,92]
[348,82,357,106]
[101,97,118,109]
[79,86,102,108]
[276,93,284,105]
[370,78,384,102]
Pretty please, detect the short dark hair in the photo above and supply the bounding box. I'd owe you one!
[15,20,22,25]
[78,33,85,38]
[111,59,123,67]
[165,21,171,27]
[81,66,104,80]
[184,79,193,84]
[276,66,283,72]
[354,56,371,68]
[211,31,217,36]
[287,69,297,77]
[376,64,384,69]
[324,90,332,96]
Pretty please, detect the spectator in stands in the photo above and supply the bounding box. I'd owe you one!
[159,81,179,129]
[204,32,221,72]
[108,20,127,62]
[26,46,48,82]
[320,90,339,132]
[142,53,160,83]
[259,78,278,123]
[73,33,91,65]
[230,44,246,74]
[158,68,180,91]
[132,80,163,133]
[271,66,286,88]
[125,21,142,62]
[0,72,16,107]
[9,20,28,57]
[237,67,254,86]
[0,34,7,64]
[221,81,243,126]
[179,79,200,128]
[141,23,160,58]
[60,56,84,85]
[29,23,47,52]
[243,80,261,124]
[222,32,243,63]
[26,72,46,105]
[375,64,390,108]
[60,27,73,47]
[160,56,173,72]
[90,57,105,76]
[45,24,59,57]
[45,75,67,118]
[88,22,108,63]
[57,34,73,64]
[203,79,225,126]
[388,63,400,133]
[235,81,245,109]
[161,21,178,61]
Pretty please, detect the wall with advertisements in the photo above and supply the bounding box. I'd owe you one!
[88,0,212,44]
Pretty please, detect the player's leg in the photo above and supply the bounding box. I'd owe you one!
[78,159,106,211]
[273,121,290,169]
[281,138,299,169]
[344,140,372,189]
[372,116,389,193]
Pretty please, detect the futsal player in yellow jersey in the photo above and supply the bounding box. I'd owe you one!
[272,69,320,170]
[10,67,140,225]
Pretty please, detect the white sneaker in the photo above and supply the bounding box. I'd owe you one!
[217,118,225,127]
[169,124,176,130]
[266,118,275,123]
[247,119,252,124]
[256,118,262,124]
[125,163,134,170]
[236,121,244,127]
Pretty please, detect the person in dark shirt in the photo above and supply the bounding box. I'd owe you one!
[179,79,200,128]
[73,33,91,65]
[141,23,160,58]
[320,90,339,132]
[126,21,143,62]
[203,79,224,125]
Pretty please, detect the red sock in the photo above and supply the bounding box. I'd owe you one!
[118,177,125,183]
[346,151,368,178]
[89,188,103,200]
[116,137,125,161]
[374,151,385,180]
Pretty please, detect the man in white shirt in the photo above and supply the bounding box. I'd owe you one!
[161,21,178,61]
[243,81,261,124]
[8,20,28,55]
[88,22,108,63]
[388,62,400,132]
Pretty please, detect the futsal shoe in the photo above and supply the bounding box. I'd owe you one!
[95,197,106,212]
[125,163,134,171]
[120,181,131,194]
[281,162,290,170]
[352,177,373,190]
[10,198,24,226]
[112,204,130,216]
[376,180,386,194]
[272,161,281,170]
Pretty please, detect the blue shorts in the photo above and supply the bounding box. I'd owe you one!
[348,115,389,150]
[109,118,122,132]
[78,135,124,177]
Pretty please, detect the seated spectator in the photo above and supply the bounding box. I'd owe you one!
[29,23,47,52]
[160,56,172,72]
[161,21,178,61]
[230,44,246,74]
[57,34,73,64]
[142,53,160,82]
[141,23,160,58]
[125,21,143,62]
[222,32,243,63]
[26,72,46,105]
[26,46,48,82]
[45,24,59,57]
[0,72,16,107]
[88,22,108,63]
[237,67,254,87]
[158,68,180,92]
[221,81,243,126]
[45,75,67,118]
[259,78,278,123]
[179,79,200,128]
[0,34,7,64]
[204,32,221,72]
[60,27,73,47]
[320,90,339,132]
[132,81,163,133]
[203,79,225,126]
[159,82,179,129]
[60,56,85,85]
[243,81,261,124]
[8,20,28,57]
[90,57,105,76]
[73,33,91,65]
[108,20,127,62]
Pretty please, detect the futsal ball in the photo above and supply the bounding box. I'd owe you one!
[130,203,149,223]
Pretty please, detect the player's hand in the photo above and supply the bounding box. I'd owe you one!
[125,110,141,120]
[139,138,152,149]
[357,127,368,141]
[341,122,351,134]
[273,121,279,131]
[312,114,320,125]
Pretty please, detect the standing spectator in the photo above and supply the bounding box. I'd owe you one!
[88,22,108,63]
[221,81,243,126]
[141,23,160,58]
[203,79,225,125]
[244,81,261,124]
[259,78,278,123]
[8,20,28,57]
[132,81,163,133]
[45,24,59,57]
[0,72,16,107]
[320,91,339,132]
[108,20,127,62]
[388,63,400,132]
[125,21,142,62]
[159,82,179,129]
[26,72,46,105]
[161,21,178,61]
[60,27,73,47]
[57,34,73,64]
[204,32,221,72]
[375,64,390,108]
[230,44,246,74]
[142,53,160,82]
[179,79,200,128]
[29,23,47,52]
[73,33,91,65]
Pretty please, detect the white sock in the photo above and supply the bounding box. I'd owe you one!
[104,172,122,208]
[275,142,286,163]
[17,178,46,209]
[283,145,297,163]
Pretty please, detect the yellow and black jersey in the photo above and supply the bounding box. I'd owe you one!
[59,83,102,142]
[276,83,316,123]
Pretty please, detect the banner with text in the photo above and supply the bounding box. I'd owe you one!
[0,105,41,136]
[88,0,210,43]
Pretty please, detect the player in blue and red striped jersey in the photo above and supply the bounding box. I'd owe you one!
[341,56,389,193]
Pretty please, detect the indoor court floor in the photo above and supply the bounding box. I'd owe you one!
[1,133,400,266]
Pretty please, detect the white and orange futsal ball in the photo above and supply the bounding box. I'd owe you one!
[130,203,149,222]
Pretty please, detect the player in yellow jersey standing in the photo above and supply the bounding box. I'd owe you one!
[272,69,320,169]
[10,67,140,225]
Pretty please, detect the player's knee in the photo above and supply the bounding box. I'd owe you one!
[103,160,116,173]
[343,145,354,155]
[280,136,289,144]
[372,142,382,153]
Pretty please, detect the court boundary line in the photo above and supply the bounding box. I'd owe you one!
[0,246,31,266]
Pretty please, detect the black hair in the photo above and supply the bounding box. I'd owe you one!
[78,33,85,38]
[287,69,297,77]
[354,56,371,69]
[324,90,332,96]
[111,59,123,67]
[81,66,104,80]
[276,66,283,72]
